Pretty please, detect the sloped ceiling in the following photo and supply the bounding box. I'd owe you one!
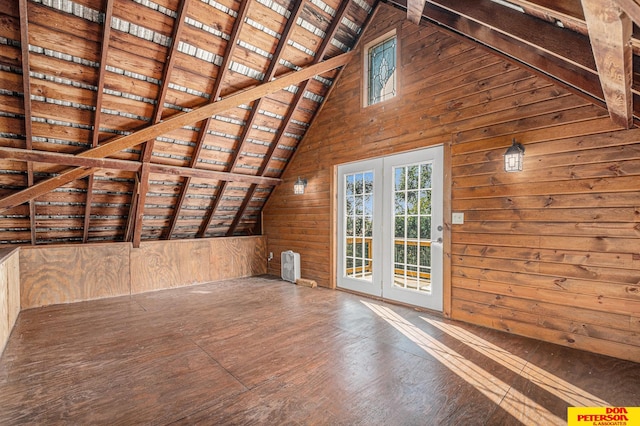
[0,0,376,245]
[0,0,637,246]
[393,0,640,128]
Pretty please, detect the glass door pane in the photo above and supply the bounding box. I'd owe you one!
[337,146,442,310]
[344,171,374,282]
[382,145,443,311]
[337,159,382,297]
[393,163,433,293]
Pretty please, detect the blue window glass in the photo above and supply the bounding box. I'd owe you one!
[368,36,397,105]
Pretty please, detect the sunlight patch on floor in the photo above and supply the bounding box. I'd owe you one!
[421,316,609,408]
[362,300,565,425]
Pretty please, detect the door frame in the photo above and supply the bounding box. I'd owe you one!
[330,142,453,317]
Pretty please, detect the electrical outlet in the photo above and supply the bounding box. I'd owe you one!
[452,212,464,224]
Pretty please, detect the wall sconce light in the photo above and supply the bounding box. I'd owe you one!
[504,138,525,172]
[293,176,307,194]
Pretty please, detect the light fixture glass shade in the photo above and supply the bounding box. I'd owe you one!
[293,177,307,194]
[504,139,525,172]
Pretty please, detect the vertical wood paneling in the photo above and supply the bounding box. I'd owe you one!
[0,248,20,356]
[130,236,266,293]
[130,239,211,294]
[262,4,639,361]
[18,237,267,307]
[6,250,19,331]
[20,243,131,309]
[0,260,8,355]
[209,236,267,282]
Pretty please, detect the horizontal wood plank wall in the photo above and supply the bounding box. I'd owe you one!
[262,3,640,361]
[0,248,20,356]
[451,128,640,363]
[20,236,267,308]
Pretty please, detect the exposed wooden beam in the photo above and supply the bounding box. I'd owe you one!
[228,1,305,174]
[166,0,251,239]
[226,183,256,236]
[123,172,140,243]
[582,0,633,129]
[197,181,227,237]
[0,52,352,213]
[216,1,308,236]
[502,0,588,34]
[0,147,141,171]
[407,0,427,24]
[148,164,281,186]
[90,0,114,149]
[0,147,280,186]
[384,0,607,112]
[83,0,115,243]
[428,0,596,72]
[256,0,356,233]
[18,0,36,245]
[613,0,640,25]
[259,0,352,176]
[131,163,149,247]
[132,0,191,248]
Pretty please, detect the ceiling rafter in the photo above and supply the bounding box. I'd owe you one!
[18,0,36,245]
[236,2,360,236]
[83,0,115,243]
[130,0,192,247]
[615,0,640,22]
[426,0,598,73]
[504,0,640,56]
[581,0,633,129]
[167,0,252,240]
[385,0,606,111]
[0,0,374,245]
[217,1,307,237]
[224,183,257,236]
[0,52,354,214]
[500,0,588,34]
[227,0,356,236]
[392,0,640,126]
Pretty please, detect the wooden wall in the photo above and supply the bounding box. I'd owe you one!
[0,248,20,356]
[130,237,267,294]
[451,128,640,362]
[20,243,131,309]
[262,4,640,362]
[20,236,267,309]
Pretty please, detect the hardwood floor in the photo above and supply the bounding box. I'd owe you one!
[1,276,638,425]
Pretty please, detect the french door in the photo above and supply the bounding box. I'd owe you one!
[337,146,444,311]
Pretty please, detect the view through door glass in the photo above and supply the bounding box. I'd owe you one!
[337,158,382,296]
[393,162,433,293]
[337,146,443,311]
[344,171,374,282]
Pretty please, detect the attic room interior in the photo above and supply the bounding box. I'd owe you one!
[1,0,640,423]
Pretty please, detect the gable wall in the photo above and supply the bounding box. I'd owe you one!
[263,4,640,362]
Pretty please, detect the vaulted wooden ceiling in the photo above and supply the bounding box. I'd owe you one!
[0,0,637,246]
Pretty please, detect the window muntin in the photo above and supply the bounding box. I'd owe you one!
[367,35,397,106]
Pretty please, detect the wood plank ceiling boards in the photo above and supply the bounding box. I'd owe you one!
[0,0,374,244]
[3,0,640,245]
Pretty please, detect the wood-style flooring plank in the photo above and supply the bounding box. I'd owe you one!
[0,276,639,424]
